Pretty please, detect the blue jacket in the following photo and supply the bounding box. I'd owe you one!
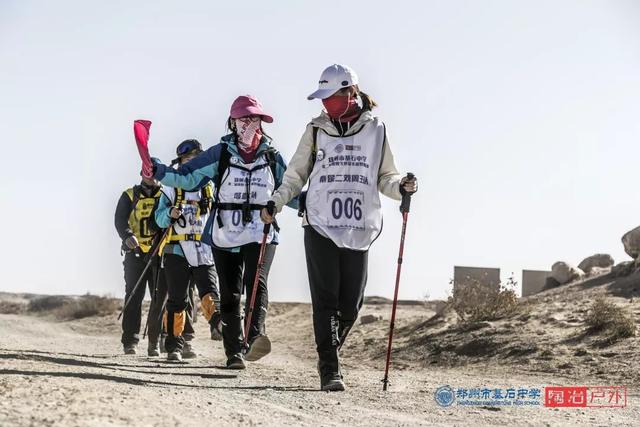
[154,134,297,250]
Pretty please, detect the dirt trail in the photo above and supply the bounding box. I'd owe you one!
[0,301,638,426]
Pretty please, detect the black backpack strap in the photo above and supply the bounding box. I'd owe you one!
[214,144,232,192]
[213,145,232,228]
[264,148,279,188]
[310,126,319,165]
[174,188,185,208]
[131,186,141,210]
[298,127,319,218]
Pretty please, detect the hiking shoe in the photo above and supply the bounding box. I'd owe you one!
[167,351,182,362]
[210,314,222,341]
[147,342,160,357]
[320,373,346,391]
[182,341,197,359]
[226,354,246,370]
[123,344,137,355]
[244,335,271,362]
[317,355,345,391]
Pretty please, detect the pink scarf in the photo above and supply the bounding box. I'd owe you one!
[235,119,262,162]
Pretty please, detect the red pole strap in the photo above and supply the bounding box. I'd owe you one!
[382,211,409,390]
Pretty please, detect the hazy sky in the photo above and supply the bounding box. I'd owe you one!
[2,0,640,301]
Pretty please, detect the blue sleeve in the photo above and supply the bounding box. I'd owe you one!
[155,193,173,229]
[275,152,299,210]
[154,144,222,191]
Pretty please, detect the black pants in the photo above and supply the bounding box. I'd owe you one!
[121,251,166,346]
[213,243,275,358]
[304,226,368,369]
[146,267,196,346]
[163,254,220,353]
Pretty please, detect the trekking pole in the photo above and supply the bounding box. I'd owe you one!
[243,201,279,349]
[118,226,172,321]
[382,173,415,391]
[142,255,162,339]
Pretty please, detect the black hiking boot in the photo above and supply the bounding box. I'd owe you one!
[181,341,197,359]
[147,341,160,357]
[123,343,137,355]
[168,351,182,362]
[244,335,271,362]
[226,353,246,370]
[317,349,345,391]
[321,372,345,392]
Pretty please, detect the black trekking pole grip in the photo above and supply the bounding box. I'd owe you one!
[264,201,278,233]
[400,172,415,213]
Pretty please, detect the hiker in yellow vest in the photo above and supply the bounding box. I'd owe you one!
[114,174,176,355]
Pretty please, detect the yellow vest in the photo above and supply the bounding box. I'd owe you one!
[125,187,162,253]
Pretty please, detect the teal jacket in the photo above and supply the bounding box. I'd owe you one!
[154,134,297,251]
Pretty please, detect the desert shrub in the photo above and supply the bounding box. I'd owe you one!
[449,275,519,322]
[0,301,26,314]
[28,295,74,312]
[28,294,118,319]
[55,294,119,320]
[585,297,635,341]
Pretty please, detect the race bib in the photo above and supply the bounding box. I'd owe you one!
[219,210,261,235]
[326,190,365,230]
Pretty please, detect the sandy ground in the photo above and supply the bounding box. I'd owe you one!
[0,293,638,426]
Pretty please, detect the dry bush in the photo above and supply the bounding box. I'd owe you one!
[448,276,520,322]
[585,297,635,341]
[28,294,119,320]
[28,295,74,312]
[0,301,26,314]
[55,294,119,320]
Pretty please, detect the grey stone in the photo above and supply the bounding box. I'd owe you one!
[577,254,614,273]
[360,314,382,325]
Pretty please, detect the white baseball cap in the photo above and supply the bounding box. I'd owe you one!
[307,64,359,100]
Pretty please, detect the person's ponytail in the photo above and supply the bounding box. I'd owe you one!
[359,91,378,111]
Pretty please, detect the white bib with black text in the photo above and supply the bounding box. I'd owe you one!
[162,186,214,267]
[306,119,385,250]
[212,155,276,248]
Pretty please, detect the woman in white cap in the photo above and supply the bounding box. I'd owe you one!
[152,95,296,369]
[262,64,417,391]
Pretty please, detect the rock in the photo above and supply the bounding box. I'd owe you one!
[550,262,585,285]
[586,266,611,277]
[612,261,635,277]
[577,254,614,273]
[360,314,382,325]
[543,276,561,290]
[433,301,448,316]
[622,226,640,259]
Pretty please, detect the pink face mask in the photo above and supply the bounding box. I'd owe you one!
[235,118,261,154]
